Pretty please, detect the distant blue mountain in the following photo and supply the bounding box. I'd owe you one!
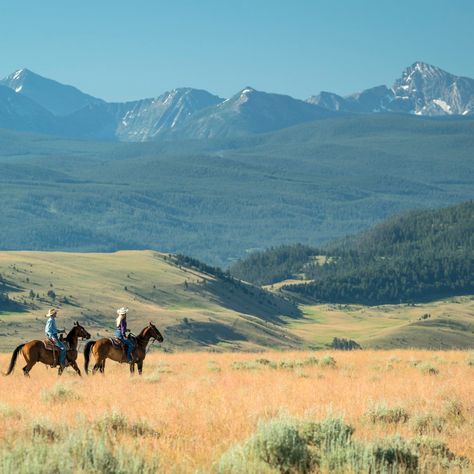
[308,62,474,116]
[0,62,473,141]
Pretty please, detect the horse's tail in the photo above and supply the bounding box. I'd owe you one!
[4,344,25,376]
[84,340,96,375]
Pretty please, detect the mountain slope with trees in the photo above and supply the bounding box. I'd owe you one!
[1,115,474,265]
[231,201,474,304]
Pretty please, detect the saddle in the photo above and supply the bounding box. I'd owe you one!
[109,336,137,363]
[43,338,70,352]
[109,337,124,349]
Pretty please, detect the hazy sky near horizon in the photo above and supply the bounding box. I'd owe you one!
[1,0,473,101]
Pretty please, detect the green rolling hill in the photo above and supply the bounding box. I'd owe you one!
[0,250,473,352]
[0,250,302,352]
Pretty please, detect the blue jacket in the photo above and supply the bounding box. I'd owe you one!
[45,317,58,339]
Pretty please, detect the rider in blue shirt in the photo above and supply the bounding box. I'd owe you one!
[45,308,67,368]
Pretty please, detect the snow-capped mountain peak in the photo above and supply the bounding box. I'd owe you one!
[307,62,474,117]
[0,68,103,116]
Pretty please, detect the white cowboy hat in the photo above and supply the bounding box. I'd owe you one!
[117,307,129,316]
[46,308,58,317]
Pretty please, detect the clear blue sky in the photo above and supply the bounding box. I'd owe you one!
[1,0,473,102]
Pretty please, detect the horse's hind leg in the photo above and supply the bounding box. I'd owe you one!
[92,362,101,374]
[137,360,143,376]
[70,360,82,377]
[22,361,35,377]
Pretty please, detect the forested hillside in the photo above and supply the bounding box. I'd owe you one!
[229,244,317,285]
[1,114,474,265]
[231,201,474,304]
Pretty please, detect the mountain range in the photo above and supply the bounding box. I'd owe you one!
[0,62,473,141]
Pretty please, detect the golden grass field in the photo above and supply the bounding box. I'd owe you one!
[0,350,473,473]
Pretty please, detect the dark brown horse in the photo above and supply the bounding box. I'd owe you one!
[4,322,91,377]
[84,322,163,375]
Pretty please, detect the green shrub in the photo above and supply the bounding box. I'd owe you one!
[0,403,22,420]
[41,383,80,403]
[208,363,222,372]
[368,436,418,473]
[319,355,336,368]
[278,360,301,370]
[217,416,312,473]
[217,415,469,474]
[231,361,262,371]
[409,413,445,434]
[412,436,470,471]
[94,411,158,437]
[365,402,410,424]
[418,362,439,375]
[302,356,319,367]
[299,416,354,450]
[442,398,465,424]
[31,419,61,441]
[249,418,311,472]
[144,372,161,384]
[0,428,159,474]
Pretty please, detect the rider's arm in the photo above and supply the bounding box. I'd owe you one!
[120,319,127,338]
[45,318,56,338]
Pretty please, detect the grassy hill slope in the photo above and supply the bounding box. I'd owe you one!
[1,251,473,351]
[0,251,302,352]
[287,297,474,349]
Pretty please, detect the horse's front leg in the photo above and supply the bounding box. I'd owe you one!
[137,360,143,375]
[70,360,82,377]
[130,363,135,375]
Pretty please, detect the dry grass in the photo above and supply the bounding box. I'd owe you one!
[0,350,473,472]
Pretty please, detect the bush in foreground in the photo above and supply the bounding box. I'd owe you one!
[216,415,469,473]
[0,428,158,474]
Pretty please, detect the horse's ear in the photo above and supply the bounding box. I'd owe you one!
[76,320,79,325]
[74,321,77,326]
[149,321,153,326]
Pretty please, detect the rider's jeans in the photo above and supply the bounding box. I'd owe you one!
[52,338,66,365]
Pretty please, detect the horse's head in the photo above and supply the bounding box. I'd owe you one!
[74,321,91,340]
[147,322,164,343]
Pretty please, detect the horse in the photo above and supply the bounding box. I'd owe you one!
[84,322,163,375]
[4,321,91,377]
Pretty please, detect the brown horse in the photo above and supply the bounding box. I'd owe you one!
[4,322,91,377]
[84,322,163,375]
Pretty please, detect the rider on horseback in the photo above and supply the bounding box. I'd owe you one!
[45,308,67,369]
[115,307,135,363]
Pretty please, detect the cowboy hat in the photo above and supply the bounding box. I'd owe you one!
[46,308,58,317]
[116,307,129,316]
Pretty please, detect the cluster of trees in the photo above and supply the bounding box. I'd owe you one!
[231,201,474,305]
[330,338,362,350]
[229,244,317,285]
[173,254,229,280]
